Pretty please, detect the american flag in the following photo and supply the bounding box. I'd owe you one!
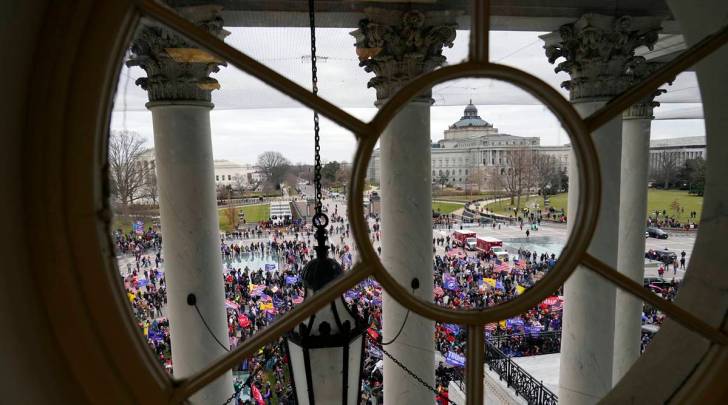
[517,259,527,269]
[494,261,510,273]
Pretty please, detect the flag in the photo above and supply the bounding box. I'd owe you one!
[445,352,466,367]
[483,278,496,288]
[517,259,527,270]
[285,275,299,285]
[442,273,460,291]
[515,284,525,295]
[273,296,286,309]
[264,263,276,271]
[225,300,240,310]
[238,314,250,328]
[292,296,304,305]
[495,280,504,290]
[443,323,461,335]
[433,286,444,297]
[484,323,497,332]
[249,284,265,297]
[251,384,265,405]
[259,302,274,311]
[494,261,510,273]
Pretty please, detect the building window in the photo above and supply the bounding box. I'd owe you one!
[215,175,219,181]
[228,175,231,180]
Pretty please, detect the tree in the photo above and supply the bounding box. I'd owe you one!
[498,148,534,214]
[680,157,706,195]
[232,173,247,192]
[438,173,449,189]
[257,151,291,188]
[531,152,559,205]
[652,151,680,189]
[335,163,351,187]
[108,130,153,207]
[144,172,158,205]
[321,161,341,187]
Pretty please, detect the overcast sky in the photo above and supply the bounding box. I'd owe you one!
[110,28,705,165]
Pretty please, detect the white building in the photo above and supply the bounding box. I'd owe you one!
[212,159,261,187]
[649,136,706,174]
[139,149,261,188]
[367,102,571,186]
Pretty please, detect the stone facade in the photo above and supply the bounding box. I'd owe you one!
[126,5,229,104]
[367,103,571,186]
[350,8,457,101]
[541,14,662,102]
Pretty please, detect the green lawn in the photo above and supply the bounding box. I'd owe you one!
[219,203,270,231]
[484,189,702,222]
[434,192,498,202]
[432,200,465,214]
[645,189,703,222]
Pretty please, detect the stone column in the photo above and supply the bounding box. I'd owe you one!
[541,14,660,404]
[352,9,456,404]
[127,6,233,404]
[613,60,665,383]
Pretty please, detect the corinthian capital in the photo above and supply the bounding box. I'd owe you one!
[351,8,458,102]
[541,14,662,102]
[623,58,669,120]
[127,5,229,105]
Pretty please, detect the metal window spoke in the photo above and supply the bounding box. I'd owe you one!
[469,0,490,63]
[585,23,728,132]
[133,0,371,138]
[581,253,728,346]
[466,323,485,405]
[170,262,373,402]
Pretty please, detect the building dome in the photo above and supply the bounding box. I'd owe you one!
[450,100,492,128]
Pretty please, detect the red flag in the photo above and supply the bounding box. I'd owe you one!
[251,385,265,405]
[238,314,250,328]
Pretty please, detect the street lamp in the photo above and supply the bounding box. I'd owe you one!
[284,213,366,405]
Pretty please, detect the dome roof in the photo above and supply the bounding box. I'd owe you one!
[450,100,492,128]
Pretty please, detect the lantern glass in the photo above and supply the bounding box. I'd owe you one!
[285,295,365,405]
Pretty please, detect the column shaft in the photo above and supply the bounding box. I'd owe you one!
[380,101,435,404]
[151,104,233,404]
[613,118,652,382]
[560,102,621,404]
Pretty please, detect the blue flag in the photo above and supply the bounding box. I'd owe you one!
[442,273,460,291]
[445,352,466,367]
[443,323,461,335]
[285,275,299,285]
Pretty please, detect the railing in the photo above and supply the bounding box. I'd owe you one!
[485,340,558,405]
[488,330,562,357]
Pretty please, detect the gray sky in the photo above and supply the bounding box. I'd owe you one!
[111,28,704,164]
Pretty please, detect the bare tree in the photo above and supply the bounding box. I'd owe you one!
[232,173,247,192]
[108,130,153,207]
[652,151,680,188]
[144,172,158,205]
[531,152,559,205]
[498,148,534,214]
[257,151,291,188]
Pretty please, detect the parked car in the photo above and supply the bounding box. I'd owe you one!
[645,249,678,264]
[646,227,668,239]
[643,276,674,294]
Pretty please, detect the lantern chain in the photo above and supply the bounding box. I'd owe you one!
[369,335,458,404]
[309,0,323,216]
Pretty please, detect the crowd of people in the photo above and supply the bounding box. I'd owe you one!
[114,199,676,404]
[647,208,699,230]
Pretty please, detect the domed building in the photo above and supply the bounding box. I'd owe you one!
[367,102,571,187]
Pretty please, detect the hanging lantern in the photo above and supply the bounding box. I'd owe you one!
[285,214,366,405]
[284,2,366,402]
